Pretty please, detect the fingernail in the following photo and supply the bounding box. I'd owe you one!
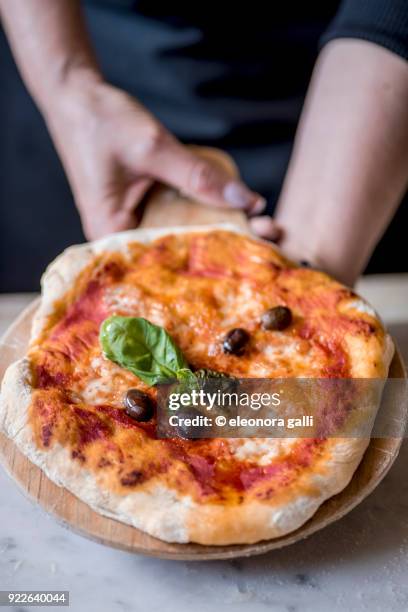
[249,196,267,216]
[223,181,256,209]
[249,217,284,243]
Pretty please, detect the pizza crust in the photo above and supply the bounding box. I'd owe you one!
[1,357,370,545]
[1,224,394,545]
[32,224,249,343]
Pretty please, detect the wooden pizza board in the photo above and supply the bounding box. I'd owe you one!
[0,147,407,560]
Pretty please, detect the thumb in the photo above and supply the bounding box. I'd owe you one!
[150,138,266,214]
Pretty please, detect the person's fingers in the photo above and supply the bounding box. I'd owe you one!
[143,132,266,213]
[81,178,153,240]
[248,197,268,216]
[82,207,139,241]
[122,177,153,212]
[249,216,284,243]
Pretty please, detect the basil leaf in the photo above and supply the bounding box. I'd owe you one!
[100,316,190,386]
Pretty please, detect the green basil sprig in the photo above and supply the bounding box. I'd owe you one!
[100,315,197,386]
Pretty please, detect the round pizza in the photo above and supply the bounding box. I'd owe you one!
[0,226,393,545]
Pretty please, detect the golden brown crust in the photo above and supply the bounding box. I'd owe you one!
[0,225,393,544]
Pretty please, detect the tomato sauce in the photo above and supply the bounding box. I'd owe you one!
[27,231,381,502]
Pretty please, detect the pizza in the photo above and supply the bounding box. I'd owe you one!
[0,226,394,545]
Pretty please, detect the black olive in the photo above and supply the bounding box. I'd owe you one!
[124,389,153,422]
[223,328,250,355]
[261,306,292,331]
[300,260,311,268]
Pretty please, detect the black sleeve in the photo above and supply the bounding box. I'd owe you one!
[320,0,408,61]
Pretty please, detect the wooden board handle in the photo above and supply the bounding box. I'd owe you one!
[139,146,249,230]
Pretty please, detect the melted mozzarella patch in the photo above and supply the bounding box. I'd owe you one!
[104,285,169,327]
[73,354,134,407]
[80,377,114,404]
[229,439,297,465]
[345,299,377,318]
[214,281,266,328]
[246,338,317,377]
[263,343,298,359]
[103,285,143,312]
[90,355,109,373]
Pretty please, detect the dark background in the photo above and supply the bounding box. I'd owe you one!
[1,1,407,292]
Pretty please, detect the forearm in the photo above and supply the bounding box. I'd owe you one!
[276,39,408,286]
[0,0,101,116]
[1,0,265,239]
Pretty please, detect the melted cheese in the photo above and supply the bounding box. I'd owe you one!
[230,439,297,465]
[344,299,377,318]
[27,230,382,500]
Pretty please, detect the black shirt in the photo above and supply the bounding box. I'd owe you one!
[82,0,408,197]
[83,1,408,144]
[1,0,408,290]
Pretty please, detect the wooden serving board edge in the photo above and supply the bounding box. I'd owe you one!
[0,298,406,560]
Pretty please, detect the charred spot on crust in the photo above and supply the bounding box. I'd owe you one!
[36,365,69,390]
[71,449,86,462]
[120,470,145,487]
[41,424,53,447]
[95,260,125,282]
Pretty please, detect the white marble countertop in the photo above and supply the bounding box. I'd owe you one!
[1,275,408,612]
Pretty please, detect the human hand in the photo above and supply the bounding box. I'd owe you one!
[46,81,282,240]
[275,40,408,285]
